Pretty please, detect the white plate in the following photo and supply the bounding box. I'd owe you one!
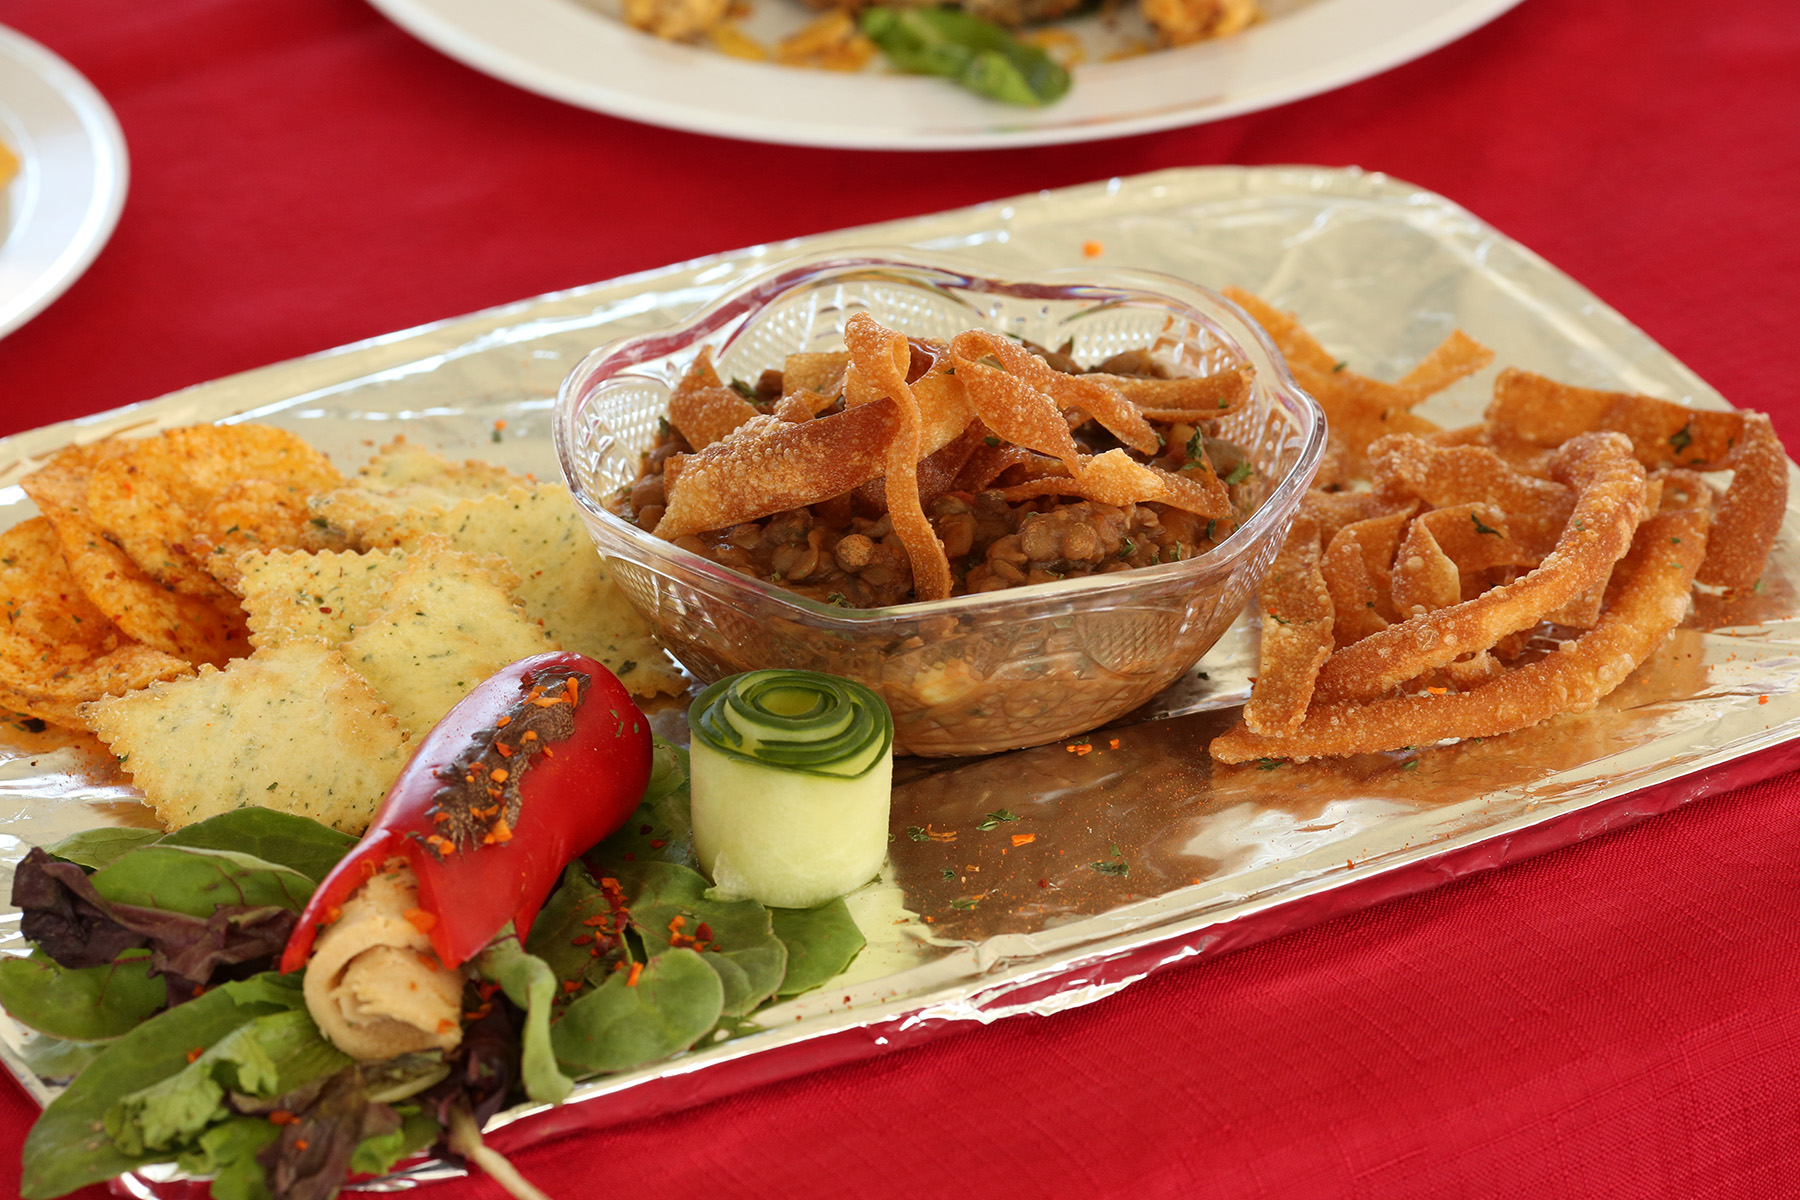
[368,0,1523,149]
[0,25,127,339]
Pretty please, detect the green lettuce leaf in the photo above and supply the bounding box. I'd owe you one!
[104,1008,349,1156]
[0,949,165,1040]
[89,844,315,917]
[771,899,866,997]
[159,807,356,884]
[550,948,723,1074]
[19,972,304,1199]
[612,859,786,1018]
[45,827,164,871]
[474,933,574,1105]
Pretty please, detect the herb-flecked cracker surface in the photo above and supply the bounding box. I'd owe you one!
[82,641,409,833]
[373,485,683,698]
[307,436,531,545]
[340,546,554,736]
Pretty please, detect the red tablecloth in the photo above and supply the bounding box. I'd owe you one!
[3,0,1799,1196]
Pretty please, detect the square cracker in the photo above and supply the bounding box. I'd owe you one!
[361,484,683,698]
[83,640,409,834]
[340,545,554,737]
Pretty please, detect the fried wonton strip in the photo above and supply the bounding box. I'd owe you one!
[1243,517,1334,736]
[950,345,1085,476]
[1389,504,1544,620]
[1395,330,1496,397]
[782,351,850,398]
[1486,369,1743,461]
[845,314,952,602]
[998,449,1232,519]
[1301,491,1408,546]
[1369,435,1573,515]
[952,330,1159,456]
[1696,412,1786,591]
[1490,372,1787,590]
[667,350,760,451]
[1226,289,1493,483]
[1310,433,1647,704]
[654,401,899,538]
[1323,507,1412,646]
[1211,500,1709,762]
[1086,367,1253,420]
[951,440,1036,494]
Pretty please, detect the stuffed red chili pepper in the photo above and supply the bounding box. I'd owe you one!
[281,652,652,977]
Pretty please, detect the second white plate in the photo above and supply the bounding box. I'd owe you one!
[368,0,1526,150]
[0,24,128,339]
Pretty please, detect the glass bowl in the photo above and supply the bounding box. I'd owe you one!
[554,250,1325,757]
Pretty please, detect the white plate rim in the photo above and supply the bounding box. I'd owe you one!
[365,0,1527,150]
[0,24,128,339]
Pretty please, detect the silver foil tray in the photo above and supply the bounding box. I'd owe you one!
[3,166,1796,1188]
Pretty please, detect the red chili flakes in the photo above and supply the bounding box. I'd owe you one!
[324,905,343,925]
[562,979,581,993]
[495,742,513,758]
[495,714,511,727]
[269,1110,299,1126]
[626,962,644,987]
[695,922,713,941]
[649,838,666,849]
[1011,833,1036,847]
[489,767,509,783]
[403,908,438,933]
[436,1019,456,1034]
[1082,239,1104,257]
[186,1046,205,1064]
[1760,695,1771,705]
[572,933,593,946]
[295,1140,310,1153]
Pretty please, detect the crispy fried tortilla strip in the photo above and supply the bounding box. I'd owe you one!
[998,449,1233,519]
[1389,503,1545,619]
[1212,499,1709,763]
[1226,288,1492,483]
[654,401,899,539]
[1312,433,1646,703]
[846,313,952,602]
[668,348,761,451]
[1324,506,1413,646]
[953,330,1159,456]
[1092,367,1252,421]
[1487,371,1787,588]
[1243,517,1334,736]
[1696,412,1786,590]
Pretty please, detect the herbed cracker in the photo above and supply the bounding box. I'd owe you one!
[340,548,554,736]
[309,437,530,545]
[362,484,683,697]
[237,546,414,650]
[83,640,409,834]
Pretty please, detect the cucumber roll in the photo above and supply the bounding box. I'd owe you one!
[687,670,894,909]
